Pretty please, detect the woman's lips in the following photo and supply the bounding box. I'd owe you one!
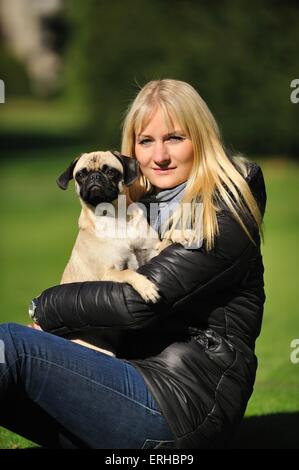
[152,167,176,173]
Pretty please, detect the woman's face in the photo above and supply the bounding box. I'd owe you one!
[134,107,194,190]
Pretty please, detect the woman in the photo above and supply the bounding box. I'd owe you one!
[0,79,266,449]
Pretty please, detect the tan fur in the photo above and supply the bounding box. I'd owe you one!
[60,151,161,356]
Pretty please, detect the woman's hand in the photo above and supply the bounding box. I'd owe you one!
[27,323,43,331]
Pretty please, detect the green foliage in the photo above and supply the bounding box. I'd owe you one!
[65,0,299,154]
[0,48,31,97]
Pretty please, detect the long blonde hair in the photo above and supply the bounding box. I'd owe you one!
[121,79,263,250]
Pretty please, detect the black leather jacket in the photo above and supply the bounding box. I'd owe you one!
[35,162,267,449]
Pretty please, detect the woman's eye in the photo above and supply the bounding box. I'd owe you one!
[168,135,183,141]
[139,139,151,145]
[138,136,183,145]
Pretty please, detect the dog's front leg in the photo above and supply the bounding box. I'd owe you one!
[114,255,139,271]
[101,267,160,303]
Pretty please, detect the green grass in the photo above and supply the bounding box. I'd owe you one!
[0,97,88,135]
[246,158,299,418]
[0,149,298,448]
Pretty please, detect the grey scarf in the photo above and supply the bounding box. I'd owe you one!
[139,181,187,237]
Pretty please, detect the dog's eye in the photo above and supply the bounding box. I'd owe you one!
[106,168,117,178]
[75,171,86,180]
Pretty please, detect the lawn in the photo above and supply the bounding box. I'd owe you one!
[0,143,298,447]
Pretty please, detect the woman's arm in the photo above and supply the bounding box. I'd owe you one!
[34,164,266,336]
[34,212,256,335]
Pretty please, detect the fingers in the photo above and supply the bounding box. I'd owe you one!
[27,323,43,331]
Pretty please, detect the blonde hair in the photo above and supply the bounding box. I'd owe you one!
[121,79,263,251]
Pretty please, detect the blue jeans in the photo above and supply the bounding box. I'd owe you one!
[0,323,175,449]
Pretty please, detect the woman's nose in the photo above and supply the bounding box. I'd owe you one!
[152,141,170,164]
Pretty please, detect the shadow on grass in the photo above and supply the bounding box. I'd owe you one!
[229,412,299,449]
[0,130,87,153]
[0,130,121,167]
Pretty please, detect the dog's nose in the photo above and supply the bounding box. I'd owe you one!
[90,172,101,181]
[88,172,104,184]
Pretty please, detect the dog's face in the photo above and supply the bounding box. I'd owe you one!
[56,151,139,207]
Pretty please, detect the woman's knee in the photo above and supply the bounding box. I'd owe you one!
[0,322,33,360]
[0,322,27,338]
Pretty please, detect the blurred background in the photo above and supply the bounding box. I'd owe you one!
[0,0,298,449]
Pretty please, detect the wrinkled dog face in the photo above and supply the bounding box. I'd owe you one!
[57,151,139,207]
[74,152,124,206]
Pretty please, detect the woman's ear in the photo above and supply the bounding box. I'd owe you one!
[111,150,140,186]
[56,156,81,190]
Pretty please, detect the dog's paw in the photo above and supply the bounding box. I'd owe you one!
[131,274,160,303]
[166,229,194,246]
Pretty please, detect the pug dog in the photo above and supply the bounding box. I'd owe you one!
[56,150,162,356]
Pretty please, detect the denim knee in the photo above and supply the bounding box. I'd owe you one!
[0,322,30,363]
[0,322,24,346]
[0,322,22,334]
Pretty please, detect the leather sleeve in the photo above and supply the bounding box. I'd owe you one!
[35,165,266,336]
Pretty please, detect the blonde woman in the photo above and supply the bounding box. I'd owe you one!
[0,79,266,449]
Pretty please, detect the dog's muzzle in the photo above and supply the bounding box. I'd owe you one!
[82,172,119,206]
[87,172,104,188]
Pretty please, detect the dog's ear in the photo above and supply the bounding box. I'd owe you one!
[111,151,139,186]
[56,156,81,190]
